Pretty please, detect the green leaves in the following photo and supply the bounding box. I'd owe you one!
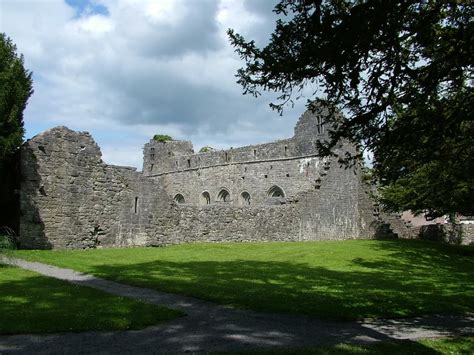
[152,134,173,142]
[228,1,473,217]
[0,33,33,162]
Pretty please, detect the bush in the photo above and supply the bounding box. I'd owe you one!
[199,146,214,153]
[0,226,16,250]
[153,134,173,142]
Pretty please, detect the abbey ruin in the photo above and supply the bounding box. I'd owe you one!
[18,106,410,249]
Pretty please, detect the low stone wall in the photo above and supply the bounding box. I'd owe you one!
[414,223,474,245]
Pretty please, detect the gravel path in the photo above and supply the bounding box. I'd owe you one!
[1,256,473,354]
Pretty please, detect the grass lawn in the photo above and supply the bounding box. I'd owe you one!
[12,239,474,320]
[250,336,474,354]
[0,264,182,334]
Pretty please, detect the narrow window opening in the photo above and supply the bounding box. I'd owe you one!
[149,164,154,172]
[225,152,228,162]
[201,191,211,205]
[150,154,155,160]
[187,159,191,168]
[284,146,288,156]
[217,189,231,202]
[253,149,257,158]
[174,194,185,204]
[240,192,251,206]
[134,197,138,213]
[175,161,178,167]
[268,185,285,198]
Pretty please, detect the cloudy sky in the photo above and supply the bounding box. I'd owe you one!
[1,0,312,169]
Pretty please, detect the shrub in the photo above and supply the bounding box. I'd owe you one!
[199,146,214,153]
[153,134,173,142]
[0,226,16,250]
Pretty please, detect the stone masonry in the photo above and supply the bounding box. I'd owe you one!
[18,106,408,249]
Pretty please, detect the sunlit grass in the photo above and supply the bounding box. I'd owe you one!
[13,240,474,320]
[0,264,182,334]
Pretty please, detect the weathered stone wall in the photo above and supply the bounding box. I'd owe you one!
[19,106,409,249]
[146,162,365,246]
[142,106,346,208]
[19,127,171,249]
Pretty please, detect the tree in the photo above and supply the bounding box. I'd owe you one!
[0,33,33,162]
[228,0,473,218]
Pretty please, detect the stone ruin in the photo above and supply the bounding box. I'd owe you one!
[18,106,411,249]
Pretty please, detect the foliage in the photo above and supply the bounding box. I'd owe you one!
[153,134,173,142]
[199,146,215,153]
[0,226,16,250]
[0,33,33,162]
[227,1,473,218]
[14,240,474,320]
[0,264,182,334]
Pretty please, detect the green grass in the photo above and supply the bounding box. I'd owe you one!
[0,264,182,334]
[12,240,474,320]
[241,336,474,354]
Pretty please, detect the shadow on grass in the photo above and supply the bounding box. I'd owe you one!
[82,241,474,320]
[0,265,181,335]
[253,339,447,354]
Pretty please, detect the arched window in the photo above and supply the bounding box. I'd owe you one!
[200,191,211,205]
[268,185,285,198]
[174,194,185,204]
[217,189,231,202]
[240,191,251,206]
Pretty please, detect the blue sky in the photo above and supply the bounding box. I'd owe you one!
[1,0,308,168]
[65,0,109,17]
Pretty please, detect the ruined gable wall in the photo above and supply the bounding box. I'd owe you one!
[19,127,172,249]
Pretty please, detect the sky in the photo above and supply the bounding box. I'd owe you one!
[0,0,310,169]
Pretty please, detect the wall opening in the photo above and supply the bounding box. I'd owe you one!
[217,189,231,202]
[253,149,256,158]
[284,145,288,156]
[240,191,251,206]
[200,191,211,205]
[225,152,228,162]
[187,159,191,168]
[174,194,185,204]
[268,185,285,198]
[149,164,154,172]
[134,197,138,213]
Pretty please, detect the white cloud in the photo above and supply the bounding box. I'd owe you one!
[0,0,305,170]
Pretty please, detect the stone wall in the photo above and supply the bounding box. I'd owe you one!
[18,106,411,249]
[19,127,170,249]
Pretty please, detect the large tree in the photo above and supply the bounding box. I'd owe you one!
[0,33,33,234]
[0,33,33,162]
[228,0,473,218]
